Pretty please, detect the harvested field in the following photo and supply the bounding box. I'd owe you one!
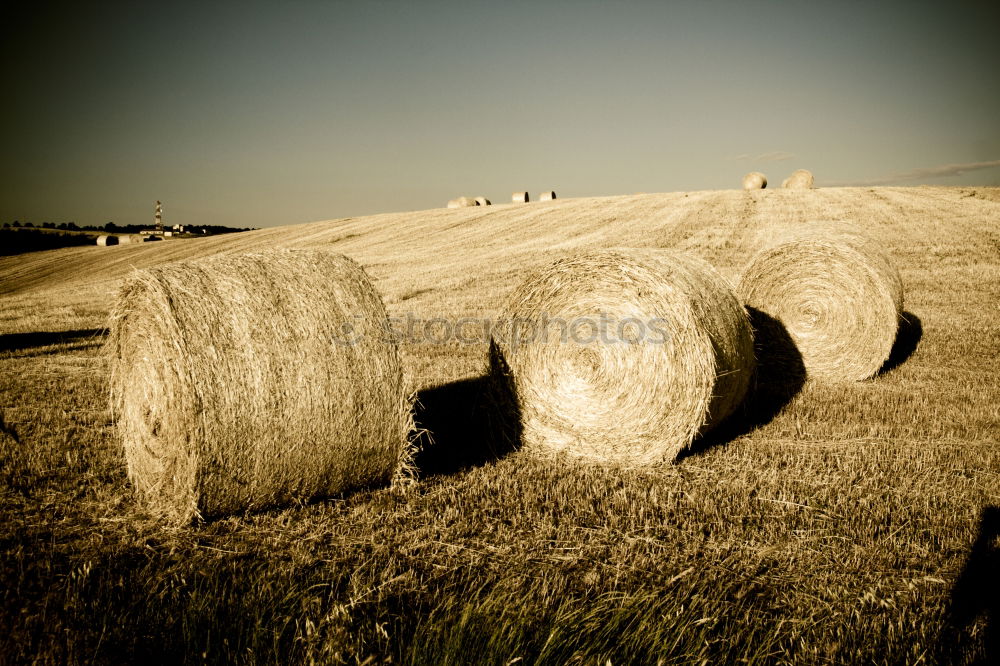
[1,186,998,663]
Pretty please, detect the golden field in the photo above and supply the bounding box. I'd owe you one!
[1,186,998,664]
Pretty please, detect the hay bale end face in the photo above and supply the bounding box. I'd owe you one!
[512,191,529,203]
[96,235,119,246]
[742,172,767,190]
[738,226,903,381]
[109,250,412,524]
[782,169,814,189]
[491,249,755,465]
[446,196,478,208]
[539,191,557,201]
[475,196,491,206]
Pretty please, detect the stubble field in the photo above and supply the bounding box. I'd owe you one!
[1,186,998,664]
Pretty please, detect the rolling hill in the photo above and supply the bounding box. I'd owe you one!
[1,186,998,663]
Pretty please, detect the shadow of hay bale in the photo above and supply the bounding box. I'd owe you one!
[939,505,999,663]
[413,350,522,476]
[0,328,108,354]
[679,308,805,460]
[877,311,922,376]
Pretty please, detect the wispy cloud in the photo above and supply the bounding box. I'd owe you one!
[829,159,1000,186]
[755,151,796,163]
[726,151,796,163]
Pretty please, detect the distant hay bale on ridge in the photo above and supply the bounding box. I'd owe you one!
[490,249,755,465]
[742,172,767,190]
[539,191,556,201]
[512,191,529,203]
[475,196,491,206]
[96,235,119,247]
[109,250,412,524]
[782,169,814,189]
[447,196,478,209]
[738,225,903,381]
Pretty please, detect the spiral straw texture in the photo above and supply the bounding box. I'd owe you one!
[109,249,411,523]
[490,249,755,465]
[738,226,903,381]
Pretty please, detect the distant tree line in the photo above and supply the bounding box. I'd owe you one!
[2,220,255,234]
[0,228,100,256]
[1,221,255,257]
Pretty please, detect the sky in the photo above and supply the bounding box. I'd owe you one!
[1,0,998,229]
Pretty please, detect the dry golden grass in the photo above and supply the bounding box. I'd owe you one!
[1,186,999,663]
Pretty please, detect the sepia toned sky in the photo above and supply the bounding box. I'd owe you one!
[1,0,998,229]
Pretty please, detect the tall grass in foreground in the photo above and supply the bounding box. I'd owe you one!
[0,342,993,664]
[2,188,998,664]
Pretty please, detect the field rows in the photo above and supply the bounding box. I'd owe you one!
[1,187,998,663]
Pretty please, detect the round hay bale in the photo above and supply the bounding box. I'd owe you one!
[446,196,478,208]
[539,191,556,201]
[737,226,903,381]
[475,196,491,206]
[490,249,755,465]
[96,235,119,247]
[108,249,412,524]
[512,191,529,203]
[782,169,814,189]
[742,172,767,190]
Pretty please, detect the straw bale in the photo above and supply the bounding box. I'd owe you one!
[490,249,755,464]
[738,225,903,381]
[447,196,478,208]
[742,172,767,190]
[782,169,814,189]
[108,249,411,523]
